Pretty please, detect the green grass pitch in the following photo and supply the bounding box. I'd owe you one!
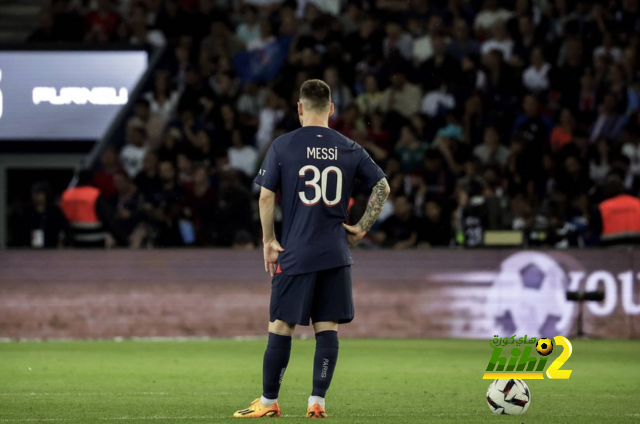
[1,339,639,423]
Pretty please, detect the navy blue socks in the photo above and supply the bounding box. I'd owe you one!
[311,330,339,398]
[262,332,292,400]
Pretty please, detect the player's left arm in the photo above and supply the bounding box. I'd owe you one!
[343,177,390,245]
[259,186,284,277]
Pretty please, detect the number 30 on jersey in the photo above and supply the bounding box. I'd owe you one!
[299,165,343,207]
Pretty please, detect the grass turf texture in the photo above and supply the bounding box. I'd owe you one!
[0,339,639,423]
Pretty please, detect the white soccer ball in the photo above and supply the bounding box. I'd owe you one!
[486,379,531,415]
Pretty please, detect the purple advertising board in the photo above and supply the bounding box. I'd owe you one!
[0,250,638,339]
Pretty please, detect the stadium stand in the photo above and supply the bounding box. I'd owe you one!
[9,0,640,249]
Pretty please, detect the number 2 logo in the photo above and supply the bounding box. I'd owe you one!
[546,336,573,379]
[298,165,343,207]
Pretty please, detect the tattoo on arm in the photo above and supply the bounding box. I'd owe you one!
[357,178,390,232]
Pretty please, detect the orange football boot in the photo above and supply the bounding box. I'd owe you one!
[306,403,327,418]
[233,398,281,418]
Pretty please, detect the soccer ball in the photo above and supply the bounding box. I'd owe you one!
[536,338,554,356]
[486,379,531,415]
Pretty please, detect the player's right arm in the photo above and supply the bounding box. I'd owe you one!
[343,177,390,245]
[255,141,283,277]
[259,186,284,277]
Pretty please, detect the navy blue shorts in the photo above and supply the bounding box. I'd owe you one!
[270,266,354,326]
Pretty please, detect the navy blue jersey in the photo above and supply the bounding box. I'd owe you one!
[255,126,385,275]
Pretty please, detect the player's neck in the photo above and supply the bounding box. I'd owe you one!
[301,115,329,128]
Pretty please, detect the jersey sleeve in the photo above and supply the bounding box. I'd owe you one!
[254,142,281,192]
[355,145,386,188]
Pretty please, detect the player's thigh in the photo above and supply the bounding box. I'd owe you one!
[311,266,354,324]
[270,271,317,326]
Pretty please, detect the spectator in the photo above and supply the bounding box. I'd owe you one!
[16,182,68,248]
[355,75,384,116]
[201,20,245,59]
[126,99,165,150]
[93,146,124,203]
[379,71,423,120]
[135,151,163,204]
[593,32,622,63]
[550,108,577,152]
[412,15,446,63]
[129,3,166,47]
[474,0,513,37]
[120,126,149,179]
[212,169,253,246]
[418,201,451,247]
[60,170,128,248]
[84,0,120,41]
[457,179,490,247]
[256,90,286,152]
[228,130,258,177]
[235,6,260,45]
[512,94,553,153]
[473,126,509,169]
[113,172,143,238]
[176,154,195,190]
[154,160,186,247]
[182,166,217,245]
[395,126,428,173]
[418,35,461,92]
[324,67,353,119]
[144,70,179,121]
[522,46,552,94]
[556,155,594,200]
[448,18,481,62]
[594,175,640,247]
[481,20,514,62]
[383,21,413,61]
[590,93,627,142]
[374,196,421,248]
[590,139,612,183]
[236,82,264,124]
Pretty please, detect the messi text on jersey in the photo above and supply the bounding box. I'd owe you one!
[307,147,338,161]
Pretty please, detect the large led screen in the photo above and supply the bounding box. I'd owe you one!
[0,51,147,141]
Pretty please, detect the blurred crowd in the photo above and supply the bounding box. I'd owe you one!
[20,0,640,248]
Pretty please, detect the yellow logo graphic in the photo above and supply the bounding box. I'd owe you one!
[482,335,573,380]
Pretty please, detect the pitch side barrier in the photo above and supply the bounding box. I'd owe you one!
[0,249,638,339]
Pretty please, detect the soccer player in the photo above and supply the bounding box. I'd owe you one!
[233,79,390,418]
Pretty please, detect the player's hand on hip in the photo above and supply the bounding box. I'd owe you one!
[342,223,366,246]
[263,239,284,277]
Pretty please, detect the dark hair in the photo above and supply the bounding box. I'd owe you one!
[603,174,624,198]
[31,181,51,196]
[299,79,331,112]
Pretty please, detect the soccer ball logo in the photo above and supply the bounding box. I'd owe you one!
[486,252,575,338]
[536,338,554,356]
[486,379,531,415]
